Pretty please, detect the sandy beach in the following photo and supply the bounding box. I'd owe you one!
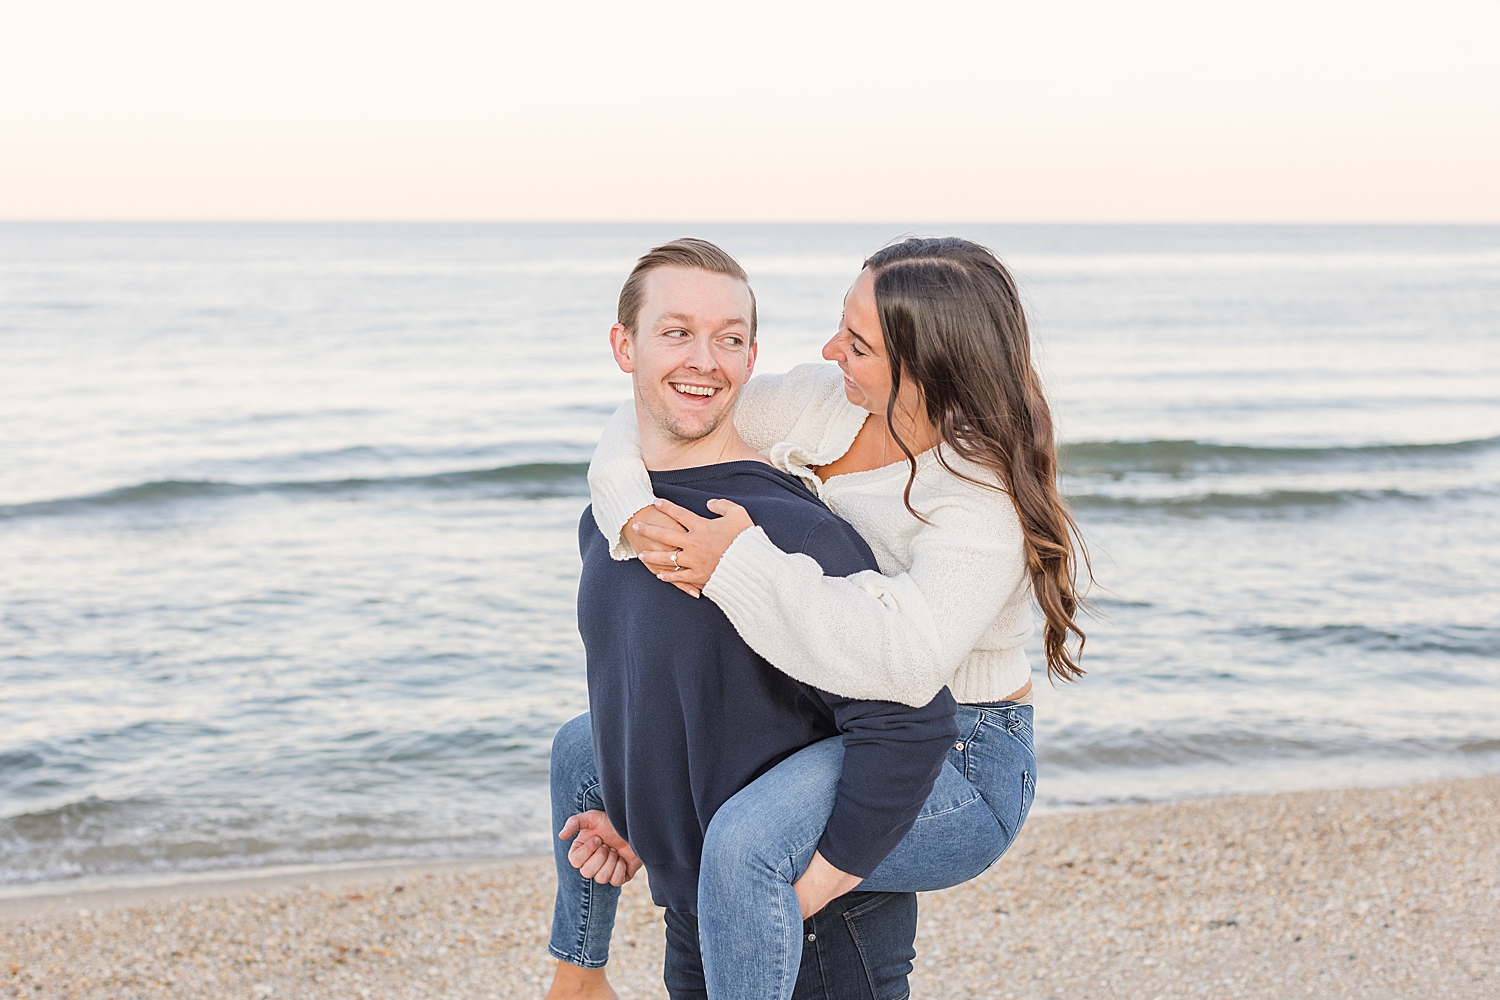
[4,775,1495,999]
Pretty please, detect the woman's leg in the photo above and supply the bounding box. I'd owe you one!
[860,702,1035,892]
[696,704,1036,1000]
[546,713,621,968]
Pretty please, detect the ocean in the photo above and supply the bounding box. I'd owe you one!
[2,222,1497,888]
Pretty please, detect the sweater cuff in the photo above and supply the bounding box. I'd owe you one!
[815,802,903,881]
[701,523,784,609]
[588,459,658,562]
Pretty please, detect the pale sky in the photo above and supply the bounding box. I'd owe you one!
[2,1,1497,222]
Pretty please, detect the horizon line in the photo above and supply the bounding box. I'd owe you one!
[4,219,1500,227]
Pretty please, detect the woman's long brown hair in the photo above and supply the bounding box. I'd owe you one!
[865,237,1090,683]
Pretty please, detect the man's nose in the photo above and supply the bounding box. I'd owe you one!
[684,334,718,372]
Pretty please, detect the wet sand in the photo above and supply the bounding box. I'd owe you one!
[3,775,1496,999]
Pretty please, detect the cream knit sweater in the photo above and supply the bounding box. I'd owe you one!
[587,363,1035,708]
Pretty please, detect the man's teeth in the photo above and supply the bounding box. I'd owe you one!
[673,384,718,397]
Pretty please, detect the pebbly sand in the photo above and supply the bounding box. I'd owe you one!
[3,775,1495,999]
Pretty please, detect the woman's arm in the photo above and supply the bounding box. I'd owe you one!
[644,490,1031,708]
[586,399,659,561]
[587,367,833,558]
[731,367,811,453]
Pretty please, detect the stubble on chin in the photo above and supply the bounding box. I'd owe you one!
[661,402,730,444]
[638,388,732,445]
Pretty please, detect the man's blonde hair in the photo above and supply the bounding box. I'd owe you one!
[617,238,757,342]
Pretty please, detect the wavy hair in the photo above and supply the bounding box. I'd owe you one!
[865,237,1090,683]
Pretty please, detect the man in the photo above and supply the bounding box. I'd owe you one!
[547,239,958,999]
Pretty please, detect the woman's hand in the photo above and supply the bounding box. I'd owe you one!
[634,498,755,595]
[558,810,643,886]
[623,504,685,554]
[622,503,700,597]
[792,850,864,919]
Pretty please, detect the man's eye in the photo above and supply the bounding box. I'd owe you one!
[723,336,743,347]
[665,328,689,338]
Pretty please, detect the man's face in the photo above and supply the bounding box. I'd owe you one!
[610,267,757,443]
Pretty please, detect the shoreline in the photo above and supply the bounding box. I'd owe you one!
[3,775,1496,999]
[14,765,1494,907]
[0,857,524,920]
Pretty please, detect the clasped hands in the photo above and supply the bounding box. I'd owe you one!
[626,498,755,598]
[560,811,862,918]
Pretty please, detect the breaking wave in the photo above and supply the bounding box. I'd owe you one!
[0,462,590,520]
[4,435,1497,523]
[1060,434,1500,475]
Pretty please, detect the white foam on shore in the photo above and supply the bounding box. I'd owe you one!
[0,854,537,919]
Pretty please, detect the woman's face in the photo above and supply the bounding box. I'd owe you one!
[823,268,892,414]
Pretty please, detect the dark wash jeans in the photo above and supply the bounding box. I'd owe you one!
[664,891,916,1000]
[549,713,917,998]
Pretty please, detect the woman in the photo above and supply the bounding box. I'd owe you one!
[548,237,1088,999]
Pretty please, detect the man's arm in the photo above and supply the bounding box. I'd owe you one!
[774,515,958,915]
[809,686,958,905]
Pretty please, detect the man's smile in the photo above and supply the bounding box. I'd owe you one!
[671,382,721,397]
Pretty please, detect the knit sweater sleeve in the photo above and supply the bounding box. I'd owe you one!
[586,369,835,560]
[586,399,658,561]
[733,369,805,453]
[701,483,1031,708]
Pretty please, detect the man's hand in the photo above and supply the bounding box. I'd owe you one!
[634,498,755,593]
[792,850,864,920]
[559,810,643,886]
[622,504,700,598]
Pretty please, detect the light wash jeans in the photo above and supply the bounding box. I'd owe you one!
[548,703,1036,998]
[548,713,618,969]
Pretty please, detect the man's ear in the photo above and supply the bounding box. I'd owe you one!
[745,340,759,380]
[609,323,635,374]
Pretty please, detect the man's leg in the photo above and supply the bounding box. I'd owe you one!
[795,891,917,1000]
[662,910,708,1000]
[666,895,915,1000]
[545,713,621,999]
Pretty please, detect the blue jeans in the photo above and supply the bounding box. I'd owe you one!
[699,702,1035,999]
[548,703,1035,997]
[549,715,919,999]
[548,713,619,969]
[664,892,917,1000]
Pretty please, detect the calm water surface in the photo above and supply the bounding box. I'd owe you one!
[2,223,1497,885]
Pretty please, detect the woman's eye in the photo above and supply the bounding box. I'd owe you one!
[849,342,865,357]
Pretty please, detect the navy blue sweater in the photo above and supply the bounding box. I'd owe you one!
[577,460,958,913]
